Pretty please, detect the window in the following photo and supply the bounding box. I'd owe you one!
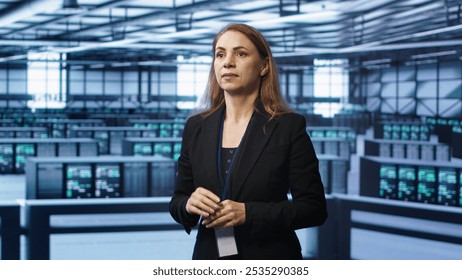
[177,55,212,109]
[27,52,66,110]
[313,59,348,117]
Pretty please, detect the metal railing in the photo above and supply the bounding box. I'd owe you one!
[334,194,462,259]
[25,197,182,260]
[2,194,461,260]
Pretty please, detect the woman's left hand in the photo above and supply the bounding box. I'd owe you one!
[202,200,246,228]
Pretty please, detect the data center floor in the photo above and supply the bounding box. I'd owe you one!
[0,173,317,260]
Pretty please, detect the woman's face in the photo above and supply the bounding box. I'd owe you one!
[214,30,267,97]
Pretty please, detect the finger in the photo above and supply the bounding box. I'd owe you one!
[193,196,220,215]
[204,201,231,223]
[189,200,215,216]
[186,203,209,217]
[201,215,214,225]
[193,189,221,214]
[196,188,221,204]
[207,200,245,227]
[201,209,222,225]
[201,211,216,226]
[206,212,235,228]
[186,194,217,216]
[217,199,235,209]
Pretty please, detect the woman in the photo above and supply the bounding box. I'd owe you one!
[169,23,327,260]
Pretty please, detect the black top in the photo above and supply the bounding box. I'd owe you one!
[220,147,237,193]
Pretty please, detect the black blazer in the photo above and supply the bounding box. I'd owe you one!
[169,104,327,260]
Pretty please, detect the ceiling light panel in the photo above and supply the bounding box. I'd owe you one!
[225,11,277,22]
[37,23,75,31]
[299,24,346,32]
[260,30,285,37]
[127,0,173,7]
[142,19,174,27]
[18,15,56,23]
[227,0,275,11]
[192,22,225,30]
[74,17,111,25]
[250,10,340,26]
[193,39,213,45]
[89,7,154,17]
[193,11,228,20]
[0,22,29,29]
[86,30,113,37]
[391,1,443,19]
[388,15,439,30]
[299,31,344,39]
[78,0,107,5]
[400,0,434,5]
[342,0,394,14]
[106,7,156,18]
[360,8,395,22]
[148,26,176,33]
[130,0,201,8]
[396,0,436,10]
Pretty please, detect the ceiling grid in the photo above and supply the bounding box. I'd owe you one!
[0,0,460,65]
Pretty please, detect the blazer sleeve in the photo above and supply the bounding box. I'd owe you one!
[244,115,328,239]
[169,117,200,234]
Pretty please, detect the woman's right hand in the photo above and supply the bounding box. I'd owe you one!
[185,187,221,217]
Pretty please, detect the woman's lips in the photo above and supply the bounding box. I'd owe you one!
[222,73,238,78]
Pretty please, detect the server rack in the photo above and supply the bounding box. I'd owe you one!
[26,156,176,199]
[0,138,99,174]
[318,155,350,194]
[0,127,48,138]
[128,119,185,138]
[360,156,461,207]
[121,137,182,160]
[364,138,451,161]
[307,126,357,153]
[70,126,178,155]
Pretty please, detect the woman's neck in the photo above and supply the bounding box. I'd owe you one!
[224,93,257,124]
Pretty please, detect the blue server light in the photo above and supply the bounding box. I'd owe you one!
[66,164,93,198]
[417,167,437,204]
[437,168,458,206]
[398,166,417,201]
[379,164,397,199]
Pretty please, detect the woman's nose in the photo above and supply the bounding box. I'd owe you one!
[223,55,235,68]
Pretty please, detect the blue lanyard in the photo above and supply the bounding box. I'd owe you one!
[217,112,251,201]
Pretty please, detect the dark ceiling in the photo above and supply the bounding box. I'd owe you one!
[0,0,461,66]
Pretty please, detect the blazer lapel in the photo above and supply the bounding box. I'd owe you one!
[231,109,278,199]
[200,105,225,196]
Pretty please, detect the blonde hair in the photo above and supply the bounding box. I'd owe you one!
[199,23,291,119]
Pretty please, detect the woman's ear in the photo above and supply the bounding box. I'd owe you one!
[260,59,269,77]
[260,66,268,77]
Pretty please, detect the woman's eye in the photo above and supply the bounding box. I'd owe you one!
[237,52,247,57]
[215,53,224,58]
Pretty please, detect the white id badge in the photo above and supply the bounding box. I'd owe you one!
[215,227,238,257]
